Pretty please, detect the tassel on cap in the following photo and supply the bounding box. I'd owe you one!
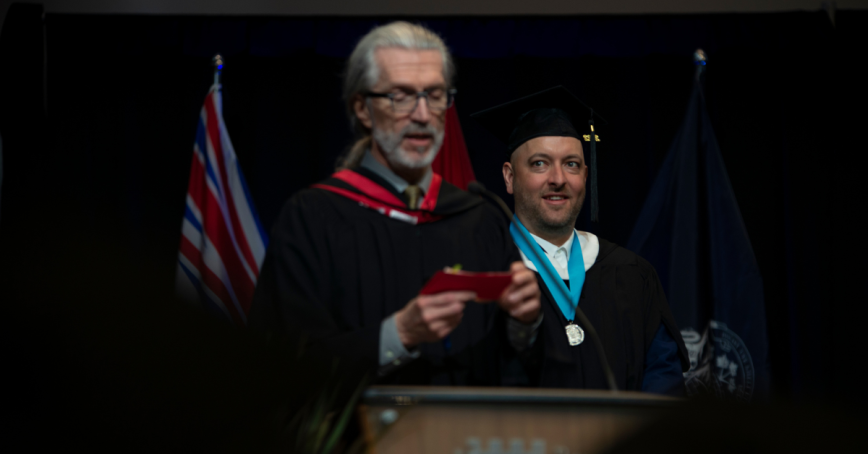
[589,117,598,222]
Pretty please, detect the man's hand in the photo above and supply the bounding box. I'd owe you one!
[395,291,476,349]
[497,261,541,324]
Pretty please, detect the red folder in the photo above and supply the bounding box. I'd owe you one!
[420,270,513,301]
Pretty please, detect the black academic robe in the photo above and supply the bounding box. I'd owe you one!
[249,167,521,385]
[524,239,690,390]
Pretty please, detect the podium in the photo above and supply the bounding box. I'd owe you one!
[360,386,680,454]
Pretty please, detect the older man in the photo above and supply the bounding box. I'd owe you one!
[473,86,689,394]
[249,22,540,385]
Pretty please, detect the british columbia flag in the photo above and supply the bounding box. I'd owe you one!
[175,85,267,325]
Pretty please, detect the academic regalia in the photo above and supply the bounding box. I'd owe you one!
[248,166,520,385]
[472,86,689,393]
[524,239,688,390]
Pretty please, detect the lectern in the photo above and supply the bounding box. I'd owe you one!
[360,386,680,454]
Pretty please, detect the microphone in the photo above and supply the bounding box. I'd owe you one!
[468,181,513,222]
[468,180,619,392]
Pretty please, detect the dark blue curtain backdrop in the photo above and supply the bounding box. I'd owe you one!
[2,7,867,417]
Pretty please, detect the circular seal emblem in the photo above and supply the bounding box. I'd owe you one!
[681,320,755,401]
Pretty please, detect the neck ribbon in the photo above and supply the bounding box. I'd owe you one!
[510,217,585,321]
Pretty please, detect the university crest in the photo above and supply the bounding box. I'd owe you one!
[681,320,755,401]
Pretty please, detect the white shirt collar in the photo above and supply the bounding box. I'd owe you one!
[517,229,600,279]
[529,231,575,262]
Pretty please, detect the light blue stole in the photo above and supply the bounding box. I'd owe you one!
[510,217,585,321]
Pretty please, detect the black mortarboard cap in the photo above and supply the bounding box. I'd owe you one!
[471,86,607,221]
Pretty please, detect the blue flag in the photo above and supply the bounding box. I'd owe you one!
[627,81,769,401]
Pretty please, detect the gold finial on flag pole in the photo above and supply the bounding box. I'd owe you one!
[212,54,224,87]
[693,49,707,81]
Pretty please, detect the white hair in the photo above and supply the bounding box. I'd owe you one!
[337,21,455,169]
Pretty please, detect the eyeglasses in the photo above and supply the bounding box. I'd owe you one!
[365,88,457,114]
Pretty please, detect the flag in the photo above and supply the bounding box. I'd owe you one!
[627,81,769,401]
[175,85,268,326]
[432,103,476,189]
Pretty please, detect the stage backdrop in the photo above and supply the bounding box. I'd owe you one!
[2,7,866,404]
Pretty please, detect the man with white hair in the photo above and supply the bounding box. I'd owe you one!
[249,22,541,385]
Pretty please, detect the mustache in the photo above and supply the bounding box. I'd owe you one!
[540,185,570,195]
[399,123,439,137]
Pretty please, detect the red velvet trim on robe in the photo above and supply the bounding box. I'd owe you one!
[312,169,444,225]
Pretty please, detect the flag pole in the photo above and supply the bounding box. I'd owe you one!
[212,54,224,88]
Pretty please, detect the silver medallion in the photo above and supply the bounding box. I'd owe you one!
[565,322,585,346]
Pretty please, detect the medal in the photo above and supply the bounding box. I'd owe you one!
[511,219,588,348]
[565,321,584,346]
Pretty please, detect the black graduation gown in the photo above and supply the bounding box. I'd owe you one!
[249,168,521,386]
[524,239,690,390]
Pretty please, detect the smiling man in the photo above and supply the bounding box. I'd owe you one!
[249,22,540,385]
[473,87,689,394]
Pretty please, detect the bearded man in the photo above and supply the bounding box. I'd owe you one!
[249,22,541,385]
[473,87,689,394]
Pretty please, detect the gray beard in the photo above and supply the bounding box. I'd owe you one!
[514,187,584,239]
[372,123,444,170]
